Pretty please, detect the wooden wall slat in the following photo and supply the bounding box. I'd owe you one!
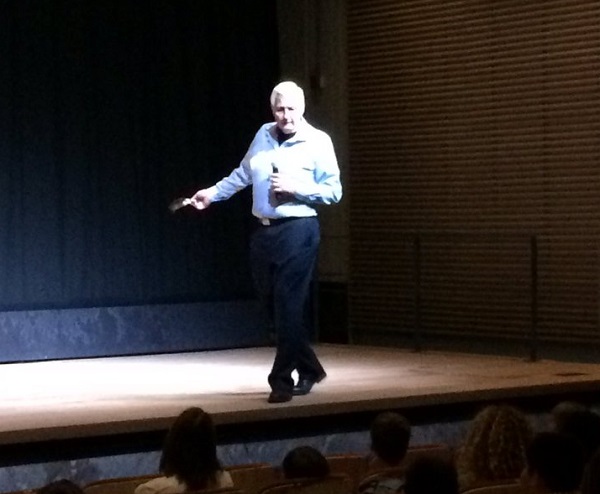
[347,0,600,346]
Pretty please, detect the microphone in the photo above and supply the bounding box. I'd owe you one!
[271,164,282,204]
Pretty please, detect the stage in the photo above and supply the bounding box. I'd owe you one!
[3,343,600,444]
[2,343,600,491]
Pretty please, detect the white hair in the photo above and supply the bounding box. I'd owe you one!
[270,81,305,113]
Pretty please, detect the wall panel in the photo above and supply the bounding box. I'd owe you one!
[347,0,600,347]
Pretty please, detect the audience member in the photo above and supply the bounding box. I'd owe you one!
[37,480,83,494]
[366,411,412,471]
[404,456,459,494]
[520,431,585,494]
[550,401,587,431]
[553,407,600,463]
[455,404,533,491]
[135,407,233,494]
[282,446,330,479]
[358,411,411,493]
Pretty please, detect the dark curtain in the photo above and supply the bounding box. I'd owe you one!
[0,0,280,310]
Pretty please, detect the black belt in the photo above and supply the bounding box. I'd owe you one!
[258,216,313,226]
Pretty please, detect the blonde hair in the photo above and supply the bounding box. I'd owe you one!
[456,404,533,490]
[270,81,305,114]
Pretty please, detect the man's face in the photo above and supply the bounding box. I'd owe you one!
[272,95,304,134]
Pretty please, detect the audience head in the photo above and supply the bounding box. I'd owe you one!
[550,400,587,431]
[282,446,330,479]
[456,404,533,489]
[37,480,83,494]
[521,431,585,493]
[159,406,222,490]
[369,411,411,466]
[553,407,600,462]
[404,456,459,494]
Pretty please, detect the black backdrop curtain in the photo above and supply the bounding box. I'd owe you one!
[0,1,279,311]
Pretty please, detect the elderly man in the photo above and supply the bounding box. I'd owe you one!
[189,81,342,403]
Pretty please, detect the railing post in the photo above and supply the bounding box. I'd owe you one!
[529,235,539,362]
[413,234,422,352]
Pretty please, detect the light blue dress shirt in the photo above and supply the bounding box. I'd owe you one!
[206,119,342,219]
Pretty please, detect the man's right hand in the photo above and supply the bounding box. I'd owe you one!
[189,189,212,210]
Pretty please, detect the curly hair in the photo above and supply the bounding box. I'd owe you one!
[456,404,533,490]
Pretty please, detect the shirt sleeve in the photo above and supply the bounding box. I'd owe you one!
[205,131,260,202]
[207,159,252,202]
[293,133,343,205]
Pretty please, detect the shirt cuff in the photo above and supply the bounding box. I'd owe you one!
[205,185,221,202]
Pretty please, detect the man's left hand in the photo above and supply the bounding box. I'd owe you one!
[271,173,297,196]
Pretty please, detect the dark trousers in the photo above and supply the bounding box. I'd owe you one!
[250,217,325,394]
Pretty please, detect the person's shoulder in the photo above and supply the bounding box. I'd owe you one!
[215,470,234,488]
[358,476,404,494]
[256,122,276,134]
[248,123,276,144]
[300,120,333,142]
[134,476,184,494]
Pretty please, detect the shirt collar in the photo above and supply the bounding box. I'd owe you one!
[267,119,309,144]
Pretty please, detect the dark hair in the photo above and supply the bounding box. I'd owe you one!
[526,432,585,493]
[404,456,459,494]
[282,446,330,479]
[370,412,411,465]
[37,480,83,494]
[555,409,600,461]
[551,401,587,431]
[159,407,222,490]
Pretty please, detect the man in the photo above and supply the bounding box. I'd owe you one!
[189,81,342,403]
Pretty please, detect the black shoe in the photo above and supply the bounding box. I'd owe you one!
[268,391,293,403]
[293,372,327,396]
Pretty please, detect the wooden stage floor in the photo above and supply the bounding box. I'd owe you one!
[2,344,600,445]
